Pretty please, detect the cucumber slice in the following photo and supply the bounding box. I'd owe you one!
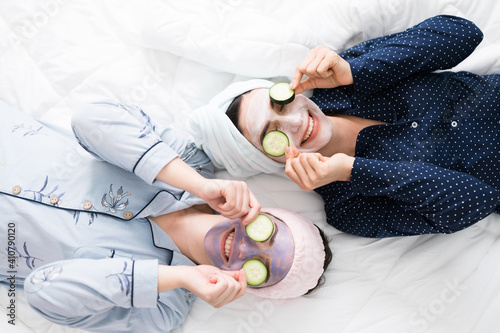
[242,259,268,286]
[269,82,295,105]
[262,130,289,157]
[245,214,274,242]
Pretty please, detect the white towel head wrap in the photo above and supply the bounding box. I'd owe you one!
[186,79,284,177]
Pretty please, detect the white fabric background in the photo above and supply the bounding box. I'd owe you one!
[1,1,499,332]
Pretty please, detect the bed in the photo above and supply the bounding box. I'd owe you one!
[1,0,499,332]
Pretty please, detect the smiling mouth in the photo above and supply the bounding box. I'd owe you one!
[223,231,235,260]
[302,114,314,144]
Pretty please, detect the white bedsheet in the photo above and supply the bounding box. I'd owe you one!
[1,1,499,332]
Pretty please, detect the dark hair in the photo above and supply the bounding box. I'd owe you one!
[304,225,333,295]
[225,92,247,132]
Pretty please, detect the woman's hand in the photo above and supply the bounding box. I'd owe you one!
[159,265,247,308]
[189,266,246,308]
[285,146,354,191]
[290,46,353,95]
[155,157,261,225]
[198,179,261,225]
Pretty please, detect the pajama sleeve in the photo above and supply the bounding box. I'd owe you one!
[341,15,484,96]
[24,258,189,333]
[316,158,499,238]
[71,102,213,185]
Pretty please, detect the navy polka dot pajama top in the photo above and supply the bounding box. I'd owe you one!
[311,15,500,237]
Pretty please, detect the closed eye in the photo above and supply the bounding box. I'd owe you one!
[251,220,278,245]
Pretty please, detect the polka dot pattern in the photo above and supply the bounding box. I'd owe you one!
[311,15,500,237]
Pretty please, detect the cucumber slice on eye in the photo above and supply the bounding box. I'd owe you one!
[242,259,268,286]
[269,82,295,105]
[262,130,289,157]
[245,214,274,242]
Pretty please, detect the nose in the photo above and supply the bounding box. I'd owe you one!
[235,238,262,261]
[278,112,302,134]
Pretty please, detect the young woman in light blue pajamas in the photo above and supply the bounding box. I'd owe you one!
[0,101,328,332]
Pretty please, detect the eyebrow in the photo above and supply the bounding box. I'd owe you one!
[260,121,270,145]
[269,221,279,245]
[265,212,285,223]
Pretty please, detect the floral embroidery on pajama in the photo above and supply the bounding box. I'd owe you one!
[106,261,133,296]
[101,185,131,213]
[24,176,65,206]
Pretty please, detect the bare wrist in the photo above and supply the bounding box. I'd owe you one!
[156,157,207,196]
[158,265,188,293]
[190,177,211,199]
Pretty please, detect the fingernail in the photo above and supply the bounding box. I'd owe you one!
[289,83,295,90]
[285,146,290,156]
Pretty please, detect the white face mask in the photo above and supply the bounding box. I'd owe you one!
[241,89,333,162]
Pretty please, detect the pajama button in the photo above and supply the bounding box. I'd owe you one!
[50,195,59,204]
[12,186,21,195]
[82,201,92,210]
[411,121,418,128]
[451,121,458,127]
[123,211,133,219]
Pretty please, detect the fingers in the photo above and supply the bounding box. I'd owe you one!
[294,78,316,95]
[189,266,246,309]
[290,68,304,92]
[241,191,261,225]
[285,147,302,186]
[285,146,300,158]
[316,153,328,163]
[305,52,331,79]
[285,148,326,191]
[219,269,241,280]
[221,269,248,295]
[285,147,300,180]
[305,154,324,186]
[218,181,261,224]
[300,153,317,180]
[285,151,310,191]
[317,58,336,78]
[233,269,247,299]
[290,48,320,90]
[208,271,245,308]
[291,155,319,191]
[218,181,243,216]
[290,46,342,94]
[224,269,247,302]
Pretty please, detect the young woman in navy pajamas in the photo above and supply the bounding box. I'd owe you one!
[189,15,500,238]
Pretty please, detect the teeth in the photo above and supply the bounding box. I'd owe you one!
[224,232,234,259]
[303,116,314,142]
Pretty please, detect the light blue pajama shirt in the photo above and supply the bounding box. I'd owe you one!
[0,100,214,332]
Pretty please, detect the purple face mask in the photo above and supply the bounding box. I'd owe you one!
[204,212,295,288]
